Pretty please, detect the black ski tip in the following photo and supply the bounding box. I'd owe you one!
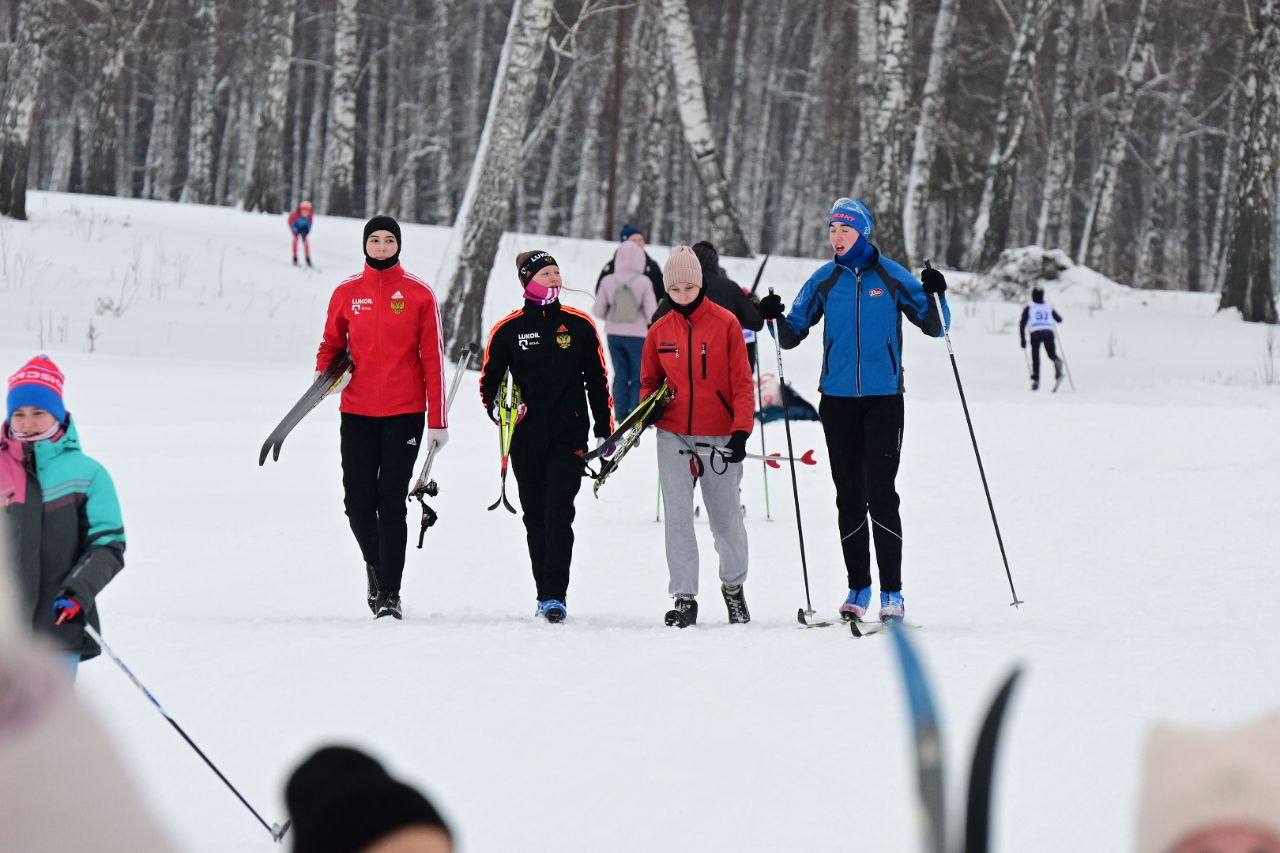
[963,666,1024,853]
[850,620,863,638]
[257,445,270,467]
[271,820,292,843]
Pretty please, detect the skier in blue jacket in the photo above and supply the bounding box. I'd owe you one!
[759,199,949,624]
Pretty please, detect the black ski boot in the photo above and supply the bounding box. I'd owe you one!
[664,597,698,628]
[365,563,380,615]
[1030,378,1039,391]
[375,590,402,620]
[721,583,750,624]
[292,257,299,266]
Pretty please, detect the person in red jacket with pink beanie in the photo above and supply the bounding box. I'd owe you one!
[642,245,755,628]
[316,216,447,620]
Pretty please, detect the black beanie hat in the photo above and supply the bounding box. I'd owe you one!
[516,250,558,286]
[363,215,402,270]
[691,241,719,276]
[285,746,451,853]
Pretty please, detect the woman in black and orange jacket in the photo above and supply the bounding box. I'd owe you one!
[479,250,613,623]
[641,245,755,628]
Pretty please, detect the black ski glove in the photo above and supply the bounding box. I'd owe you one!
[1020,338,1027,350]
[758,293,785,321]
[723,431,750,464]
[921,267,947,296]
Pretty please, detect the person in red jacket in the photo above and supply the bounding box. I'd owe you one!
[641,245,755,628]
[316,215,447,620]
[288,201,314,266]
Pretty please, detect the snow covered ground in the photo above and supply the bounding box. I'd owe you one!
[3,192,1279,851]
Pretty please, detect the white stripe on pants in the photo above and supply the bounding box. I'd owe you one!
[656,429,749,597]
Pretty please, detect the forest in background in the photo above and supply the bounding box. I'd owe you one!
[1,0,1277,326]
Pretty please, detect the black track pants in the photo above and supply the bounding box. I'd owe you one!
[510,432,585,602]
[340,412,424,593]
[819,394,904,592]
[1030,329,1060,381]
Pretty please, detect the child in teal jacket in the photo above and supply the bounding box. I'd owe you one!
[1,356,125,677]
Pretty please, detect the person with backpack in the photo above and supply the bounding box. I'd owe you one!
[596,224,665,307]
[593,240,659,419]
[479,251,613,623]
[1019,286,1065,391]
[758,199,949,625]
[289,200,315,267]
[1,356,126,681]
[315,216,448,620]
[642,246,756,628]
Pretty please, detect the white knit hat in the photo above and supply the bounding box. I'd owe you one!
[1137,715,1280,853]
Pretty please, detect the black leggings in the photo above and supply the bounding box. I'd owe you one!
[1030,329,1060,381]
[510,431,585,602]
[819,394,904,592]
[340,412,424,593]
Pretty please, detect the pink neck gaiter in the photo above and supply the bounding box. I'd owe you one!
[0,423,61,506]
[523,282,561,306]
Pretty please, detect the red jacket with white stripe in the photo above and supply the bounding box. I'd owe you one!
[316,263,447,428]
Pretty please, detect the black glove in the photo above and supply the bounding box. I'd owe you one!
[921,267,947,296]
[758,293,785,321]
[1020,339,1027,350]
[723,431,750,464]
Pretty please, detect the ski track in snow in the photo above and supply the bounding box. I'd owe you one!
[2,193,1279,851]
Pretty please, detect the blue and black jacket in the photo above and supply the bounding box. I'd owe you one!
[778,247,950,397]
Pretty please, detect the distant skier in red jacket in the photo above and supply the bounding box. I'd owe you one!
[289,201,314,266]
[316,216,447,620]
[642,245,755,628]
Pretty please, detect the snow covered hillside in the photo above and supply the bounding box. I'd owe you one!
[3,193,1279,851]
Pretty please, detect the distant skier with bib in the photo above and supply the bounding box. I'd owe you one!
[593,240,658,420]
[479,251,613,623]
[289,200,315,267]
[316,216,447,620]
[1019,287,1064,391]
[643,246,755,628]
[758,199,949,625]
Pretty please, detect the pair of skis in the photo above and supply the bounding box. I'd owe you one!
[888,623,1023,853]
[410,344,477,545]
[582,381,673,496]
[258,351,352,466]
[487,374,524,513]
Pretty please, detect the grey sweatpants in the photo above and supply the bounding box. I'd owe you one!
[656,429,749,597]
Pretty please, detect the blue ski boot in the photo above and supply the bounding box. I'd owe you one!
[538,599,567,623]
[839,586,873,622]
[879,590,905,623]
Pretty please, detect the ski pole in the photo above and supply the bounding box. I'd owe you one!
[412,345,477,546]
[1021,344,1032,382]
[1053,329,1076,392]
[766,294,820,625]
[924,261,1023,607]
[83,624,291,843]
[754,355,772,519]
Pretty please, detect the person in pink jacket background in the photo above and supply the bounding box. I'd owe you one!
[593,240,658,419]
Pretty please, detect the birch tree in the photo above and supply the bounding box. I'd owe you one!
[179,0,218,204]
[1219,0,1279,323]
[0,0,56,219]
[871,0,911,261]
[1035,0,1081,251]
[323,0,360,216]
[967,0,1053,271]
[660,0,751,256]
[903,0,960,264]
[439,0,555,359]
[242,0,296,213]
[1077,0,1159,268]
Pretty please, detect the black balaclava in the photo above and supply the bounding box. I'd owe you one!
[1032,287,1045,303]
[363,215,402,271]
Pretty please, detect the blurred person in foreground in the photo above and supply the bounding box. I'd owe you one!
[286,745,453,853]
[1138,715,1280,853]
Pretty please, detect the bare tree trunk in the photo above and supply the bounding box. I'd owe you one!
[871,0,911,260]
[780,6,832,255]
[0,0,55,219]
[603,4,628,239]
[439,0,555,359]
[1078,0,1159,270]
[660,0,751,255]
[536,96,570,235]
[967,0,1052,271]
[856,0,880,187]
[84,43,127,196]
[903,0,960,264]
[1036,0,1080,250]
[569,75,607,237]
[721,3,751,184]
[142,51,178,200]
[180,0,218,204]
[242,0,296,213]
[431,0,455,223]
[322,0,359,214]
[1219,0,1279,323]
[302,55,327,201]
[625,11,671,230]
